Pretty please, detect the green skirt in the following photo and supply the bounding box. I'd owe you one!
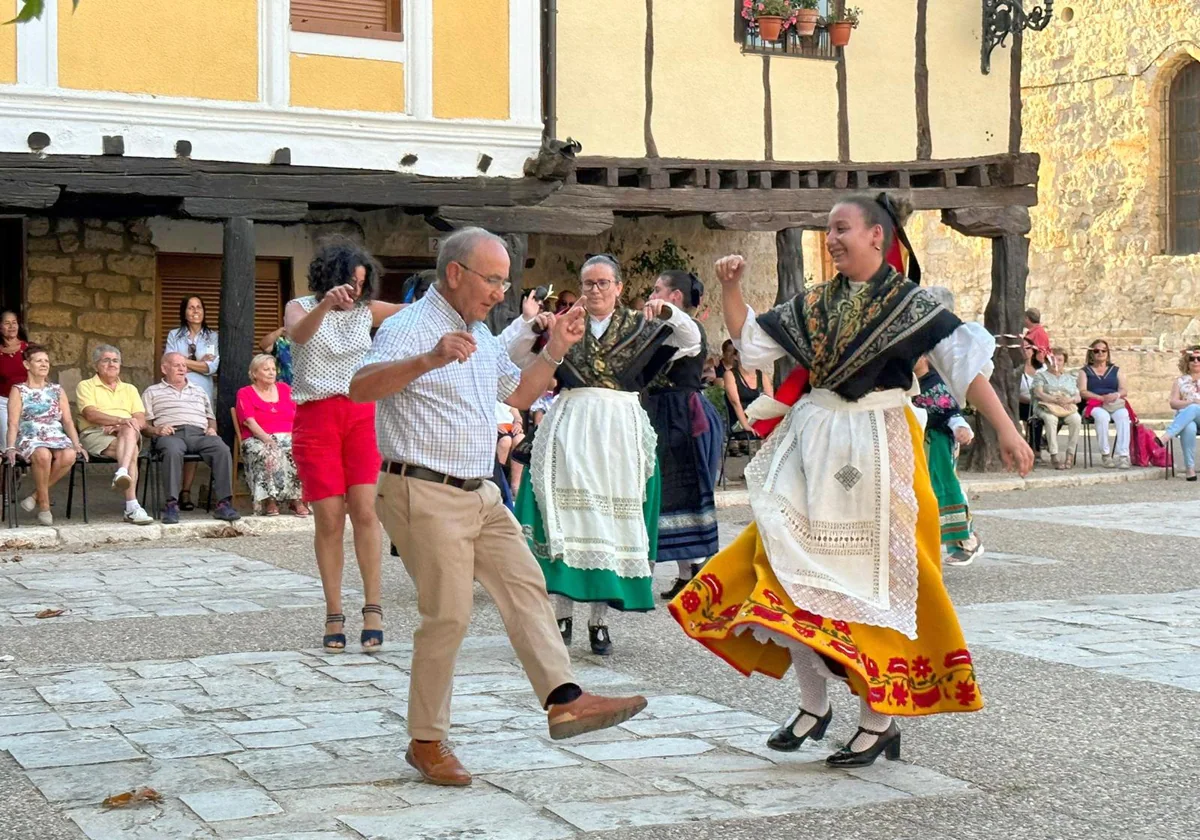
[515,460,661,612]
[926,428,972,545]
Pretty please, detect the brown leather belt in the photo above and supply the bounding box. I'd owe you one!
[381,461,485,492]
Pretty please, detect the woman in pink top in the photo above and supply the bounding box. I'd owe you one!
[235,354,306,517]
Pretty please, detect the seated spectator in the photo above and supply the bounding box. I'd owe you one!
[1019,339,1045,452]
[1032,347,1082,470]
[701,354,719,387]
[258,326,293,385]
[495,402,525,493]
[1163,345,1200,481]
[76,344,154,524]
[722,346,774,445]
[1077,339,1131,469]
[142,352,241,524]
[4,344,86,526]
[236,354,306,516]
[530,378,557,427]
[1023,308,1051,364]
[716,339,738,378]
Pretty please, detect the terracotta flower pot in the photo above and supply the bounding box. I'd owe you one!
[829,21,853,47]
[794,9,819,36]
[756,15,785,41]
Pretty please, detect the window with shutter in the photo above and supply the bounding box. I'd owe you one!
[291,0,403,41]
[1169,61,1200,255]
[156,255,291,360]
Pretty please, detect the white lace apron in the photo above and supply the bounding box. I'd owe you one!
[531,388,658,579]
[746,386,921,638]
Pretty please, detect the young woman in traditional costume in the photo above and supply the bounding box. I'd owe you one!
[670,193,1033,767]
[644,271,724,599]
[511,255,700,655]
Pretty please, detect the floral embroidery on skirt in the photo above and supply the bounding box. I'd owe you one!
[241,434,303,505]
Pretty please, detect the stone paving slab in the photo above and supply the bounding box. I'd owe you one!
[0,635,973,838]
[976,498,1200,538]
[0,547,351,626]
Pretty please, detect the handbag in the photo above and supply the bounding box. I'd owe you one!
[1041,402,1075,419]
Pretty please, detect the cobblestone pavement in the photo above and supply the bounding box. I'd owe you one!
[1,480,1199,840]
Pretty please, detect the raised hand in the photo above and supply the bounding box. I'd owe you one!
[323,283,357,310]
[715,255,747,287]
[547,304,586,357]
[642,299,671,320]
[430,331,477,366]
[521,290,542,320]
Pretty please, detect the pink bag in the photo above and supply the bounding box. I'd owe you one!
[1131,423,1169,468]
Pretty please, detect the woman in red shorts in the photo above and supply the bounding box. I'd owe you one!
[285,238,403,652]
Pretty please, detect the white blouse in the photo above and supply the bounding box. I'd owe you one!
[289,296,374,404]
[733,304,995,407]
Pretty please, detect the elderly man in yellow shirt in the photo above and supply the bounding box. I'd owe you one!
[76,344,154,525]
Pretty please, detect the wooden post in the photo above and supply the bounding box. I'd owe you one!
[774,227,804,384]
[485,233,529,335]
[217,217,255,448]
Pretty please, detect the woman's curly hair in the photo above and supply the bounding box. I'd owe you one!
[307,236,382,304]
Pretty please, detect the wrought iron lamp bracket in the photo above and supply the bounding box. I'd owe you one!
[982,0,1054,74]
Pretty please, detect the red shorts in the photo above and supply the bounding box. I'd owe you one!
[291,396,382,502]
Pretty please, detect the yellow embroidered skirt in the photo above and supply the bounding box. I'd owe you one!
[669,409,982,717]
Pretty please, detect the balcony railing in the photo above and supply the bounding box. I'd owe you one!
[740,25,838,61]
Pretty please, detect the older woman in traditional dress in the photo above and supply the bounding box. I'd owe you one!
[670,193,1032,767]
[644,271,723,599]
[510,255,700,655]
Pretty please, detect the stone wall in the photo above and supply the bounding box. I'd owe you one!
[24,217,158,399]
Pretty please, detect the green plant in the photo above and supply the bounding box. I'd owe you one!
[4,0,78,25]
[741,0,798,23]
[627,238,696,282]
[825,5,863,27]
[795,0,819,9]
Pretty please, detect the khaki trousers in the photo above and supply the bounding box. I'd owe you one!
[376,472,574,741]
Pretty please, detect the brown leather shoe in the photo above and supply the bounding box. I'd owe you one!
[405,740,472,786]
[546,691,648,740]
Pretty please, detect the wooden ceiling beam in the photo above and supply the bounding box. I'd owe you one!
[431,206,615,236]
[704,211,828,231]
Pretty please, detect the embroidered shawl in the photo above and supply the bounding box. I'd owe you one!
[558,306,675,392]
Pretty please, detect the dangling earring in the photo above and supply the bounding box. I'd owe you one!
[873,244,882,252]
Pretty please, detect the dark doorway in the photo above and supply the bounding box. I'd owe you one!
[378,256,436,304]
[0,218,24,317]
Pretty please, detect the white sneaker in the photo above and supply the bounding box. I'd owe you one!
[112,468,132,491]
[19,494,36,513]
[123,505,154,526]
[1101,454,1115,468]
[1118,455,1131,470]
[36,509,53,527]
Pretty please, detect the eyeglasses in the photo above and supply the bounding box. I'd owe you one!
[98,357,120,366]
[455,262,511,294]
[1091,348,1108,354]
[582,279,614,291]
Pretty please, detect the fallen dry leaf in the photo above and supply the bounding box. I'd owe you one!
[102,787,162,809]
[34,608,66,619]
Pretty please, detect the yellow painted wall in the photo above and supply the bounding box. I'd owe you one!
[0,0,15,85]
[652,3,764,160]
[844,2,918,161]
[432,0,509,119]
[926,0,1010,158]
[771,57,840,162]
[555,0,646,157]
[57,0,258,100]
[291,55,405,113]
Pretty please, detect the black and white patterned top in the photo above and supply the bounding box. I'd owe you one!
[290,295,374,404]
[361,286,522,479]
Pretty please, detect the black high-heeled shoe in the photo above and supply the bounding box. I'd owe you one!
[323,613,346,653]
[361,604,384,651]
[825,721,901,767]
[766,705,832,752]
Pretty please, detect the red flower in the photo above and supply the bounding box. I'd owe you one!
[831,620,851,634]
[791,608,824,626]
[860,655,880,678]
[679,590,701,613]
[867,685,887,704]
[720,604,741,619]
[912,656,932,679]
[698,621,727,632]
[699,574,725,605]
[762,589,783,607]
[944,649,973,668]
[830,640,858,658]
[750,604,784,622]
[792,623,816,638]
[912,686,942,708]
[891,682,909,707]
[886,657,909,675]
[954,680,977,706]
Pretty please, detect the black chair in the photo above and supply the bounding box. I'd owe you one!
[140,449,213,520]
[1078,402,1095,468]
[3,452,86,528]
[1164,433,1176,480]
[65,451,153,524]
[1024,415,1044,464]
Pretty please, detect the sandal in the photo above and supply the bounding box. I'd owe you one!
[323,613,346,652]
[179,490,196,512]
[361,604,384,651]
[264,499,280,517]
[292,501,310,517]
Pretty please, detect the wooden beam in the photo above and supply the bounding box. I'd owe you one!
[644,0,658,157]
[216,217,255,450]
[433,206,615,236]
[0,181,61,209]
[181,197,308,222]
[915,0,932,160]
[941,206,1031,238]
[544,185,1038,213]
[705,211,828,231]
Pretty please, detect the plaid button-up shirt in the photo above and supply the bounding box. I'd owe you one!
[362,287,522,480]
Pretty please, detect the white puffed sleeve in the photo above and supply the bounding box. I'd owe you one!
[927,321,995,407]
[732,306,787,371]
[662,305,703,360]
[499,316,539,370]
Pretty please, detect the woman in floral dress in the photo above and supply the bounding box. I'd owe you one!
[4,344,87,526]
[236,354,306,516]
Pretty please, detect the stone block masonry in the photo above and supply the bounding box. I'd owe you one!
[24,217,159,397]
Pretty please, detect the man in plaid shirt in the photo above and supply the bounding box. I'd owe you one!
[351,227,648,787]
